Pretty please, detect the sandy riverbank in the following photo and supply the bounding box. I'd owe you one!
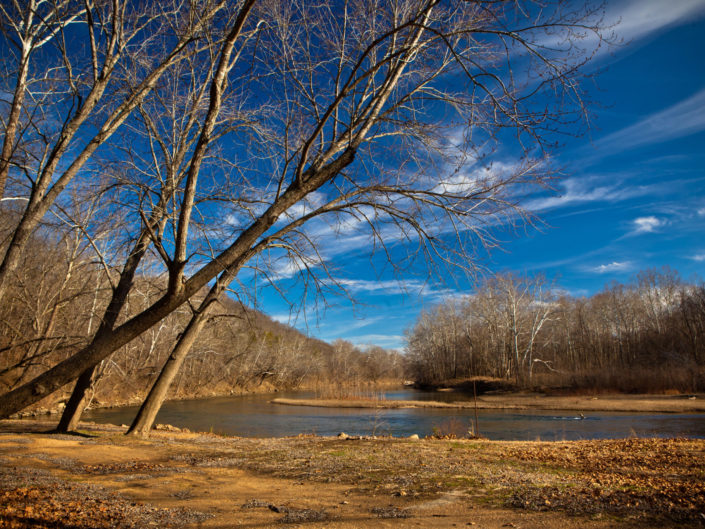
[271,392,705,413]
[1,419,704,528]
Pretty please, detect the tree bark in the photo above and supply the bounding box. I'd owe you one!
[0,39,31,199]
[55,366,99,432]
[127,309,210,436]
[127,266,237,436]
[0,2,220,301]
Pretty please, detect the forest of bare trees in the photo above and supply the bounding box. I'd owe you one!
[0,213,404,418]
[0,0,611,431]
[406,268,705,393]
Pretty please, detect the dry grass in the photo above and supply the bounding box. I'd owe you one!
[311,379,399,400]
[271,393,705,412]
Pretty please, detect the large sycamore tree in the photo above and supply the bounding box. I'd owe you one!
[0,0,610,418]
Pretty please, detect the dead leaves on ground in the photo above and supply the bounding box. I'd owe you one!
[0,486,136,528]
[0,473,212,529]
[201,436,705,524]
[503,438,705,523]
[239,498,330,523]
[82,461,166,475]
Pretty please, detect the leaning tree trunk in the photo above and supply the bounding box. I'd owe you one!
[56,266,146,433]
[126,306,211,436]
[54,230,153,432]
[55,366,101,432]
[127,267,235,437]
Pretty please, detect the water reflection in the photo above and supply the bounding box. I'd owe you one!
[82,390,705,440]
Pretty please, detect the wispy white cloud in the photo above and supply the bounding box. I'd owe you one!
[690,253,705,262]
[259,252,325,282]
[697,208,705,217]
[557,287,590,299]
[331,316,387,335]
[330,277,458,302]
[632,216,665,234]
[348,334,405,349]
[605,0,705,45]
[270,313,294,324]
[592,261,633,274]
[268,259,307,280]
[532,0,705,62]
[524,175,656,212]
[333,278,414,295]
[433,161,520,195]
[281,190,328,220]
[592,88,705,155]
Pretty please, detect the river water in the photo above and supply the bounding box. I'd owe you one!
[82,390,705,440]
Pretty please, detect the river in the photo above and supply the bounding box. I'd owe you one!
[81,389,705,440]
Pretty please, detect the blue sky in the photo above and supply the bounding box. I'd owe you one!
[258,0,705,350]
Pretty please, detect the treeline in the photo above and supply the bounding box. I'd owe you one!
[0,212,403,414]
[406,268,705,393]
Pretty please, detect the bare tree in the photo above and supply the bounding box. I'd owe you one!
[406,301,467,383]
[407,273,555,384]
[483,273,555,383]
[0,0,610,418]
[54,22,261,431]
[0,0,85,197]
[0,0,231,300]
[0,185,113,394]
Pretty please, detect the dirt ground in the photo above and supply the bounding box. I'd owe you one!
[1,419,704,529]
[271,393,705,413]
